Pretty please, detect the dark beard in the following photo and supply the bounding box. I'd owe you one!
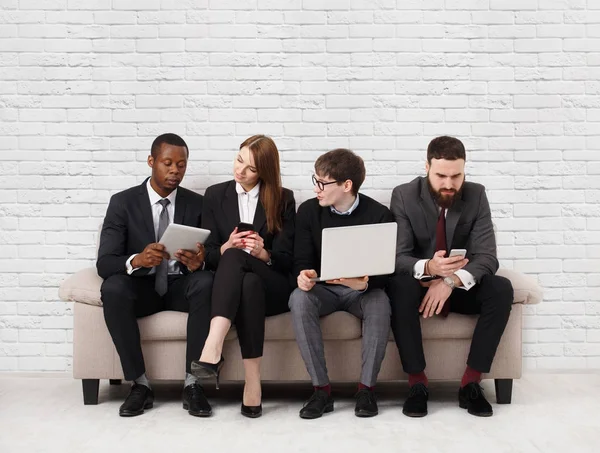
[427,175,464,209]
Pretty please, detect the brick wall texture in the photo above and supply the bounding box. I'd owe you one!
[1,1,599,371]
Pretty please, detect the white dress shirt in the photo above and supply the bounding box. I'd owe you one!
[236,181,260,224]
[236,182,260,254]
[126,180,179,275]
[412,207,476,291]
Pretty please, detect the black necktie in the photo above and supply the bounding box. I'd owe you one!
[154,198,170,296]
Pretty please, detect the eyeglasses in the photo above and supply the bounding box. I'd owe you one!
[312,174,339,191]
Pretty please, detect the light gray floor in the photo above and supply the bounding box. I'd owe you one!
[0,374,599,453]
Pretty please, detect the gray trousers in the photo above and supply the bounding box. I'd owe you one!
[288,284,391,387]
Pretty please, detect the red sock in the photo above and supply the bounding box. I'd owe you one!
[461,366,482,388]
[408,372,428,388]
[358,383,373,391]
[315,384,331,395]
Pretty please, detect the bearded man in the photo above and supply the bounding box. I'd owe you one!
[387,136,513,418]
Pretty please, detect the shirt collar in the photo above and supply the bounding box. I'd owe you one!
[330,195,360,216]
[235,181,260,199]
[146,179,177,206]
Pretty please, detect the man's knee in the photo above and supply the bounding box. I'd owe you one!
[363,290,392,318]
[387,273,422,310]
[185,271,213,299]
[101,274,136,308]
[288,288,318,316]
[482,274,514,311]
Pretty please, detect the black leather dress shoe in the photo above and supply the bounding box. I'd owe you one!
[119,383,154,417]
[354,388,378,417]
[182,383,212,417]
[241,403,262,418]
[459,382,493,417]
[402,383,428,417]
[299,389,334,419]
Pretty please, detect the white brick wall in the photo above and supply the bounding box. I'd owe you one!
[0,1,599,372]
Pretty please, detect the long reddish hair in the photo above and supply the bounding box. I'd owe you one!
[239,135,283,234]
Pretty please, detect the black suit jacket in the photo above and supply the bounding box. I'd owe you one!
[201,180,296,275]
[391,176,498,283]
[96,178,204,280]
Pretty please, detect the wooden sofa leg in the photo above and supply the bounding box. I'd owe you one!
[109,379,122,385]
[494,379,513,404]
[82,379,99,405]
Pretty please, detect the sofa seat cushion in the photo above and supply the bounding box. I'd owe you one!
[137,311,363,342]
[135,309,491,342]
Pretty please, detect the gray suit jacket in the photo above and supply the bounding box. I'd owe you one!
[390,176,498,283]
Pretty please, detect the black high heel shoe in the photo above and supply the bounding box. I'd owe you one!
[190,356,225,389]
[241,403,262,418]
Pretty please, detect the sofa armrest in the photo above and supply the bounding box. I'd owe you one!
[496,268,543,305]
[59,267,103,307]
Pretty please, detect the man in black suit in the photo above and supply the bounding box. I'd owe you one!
[388,136,513,418]
[97,133,214,417]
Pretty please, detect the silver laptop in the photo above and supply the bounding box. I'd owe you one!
[310,222,398,282]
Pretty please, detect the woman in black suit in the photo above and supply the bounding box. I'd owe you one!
[191,135,295,418]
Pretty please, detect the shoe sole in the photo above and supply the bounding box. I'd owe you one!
[402,409,427,418]
[299,403,334,419]
[459,400,493,417]
[183,403,212,417]
[119,402,153,417]
[241,411,262,419]
[355,409,378,418]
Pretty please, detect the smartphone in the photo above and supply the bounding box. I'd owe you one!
[237,222,254,233]
[449,248,467,258]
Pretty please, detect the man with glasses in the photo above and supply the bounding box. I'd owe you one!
[288,148,394,419]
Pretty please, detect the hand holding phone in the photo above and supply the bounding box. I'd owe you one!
[427,249,469,278]
[221,223,255,255]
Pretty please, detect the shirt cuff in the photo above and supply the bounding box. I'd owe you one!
[454,269,476,291]
[126,254,141,275]
[413,259,429,279]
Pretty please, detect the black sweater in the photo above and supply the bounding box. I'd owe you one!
[294,193,394,290]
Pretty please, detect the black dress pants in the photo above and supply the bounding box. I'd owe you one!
[211,248,292,359]
[388,273,513,374]
[101,271,213,381]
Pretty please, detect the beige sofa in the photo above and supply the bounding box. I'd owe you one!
[60,252,543,405]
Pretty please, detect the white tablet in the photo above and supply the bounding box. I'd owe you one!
[158,224,211,257]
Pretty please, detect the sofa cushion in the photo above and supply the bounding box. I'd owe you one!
[134,309,492,342]
[59,267,104,307]
[137,311,363,342]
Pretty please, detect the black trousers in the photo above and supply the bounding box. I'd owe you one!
[388,273,513,374]
[101,271,213,381]
[211,248,292,359]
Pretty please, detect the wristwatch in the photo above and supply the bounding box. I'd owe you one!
[442,276,456,290]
